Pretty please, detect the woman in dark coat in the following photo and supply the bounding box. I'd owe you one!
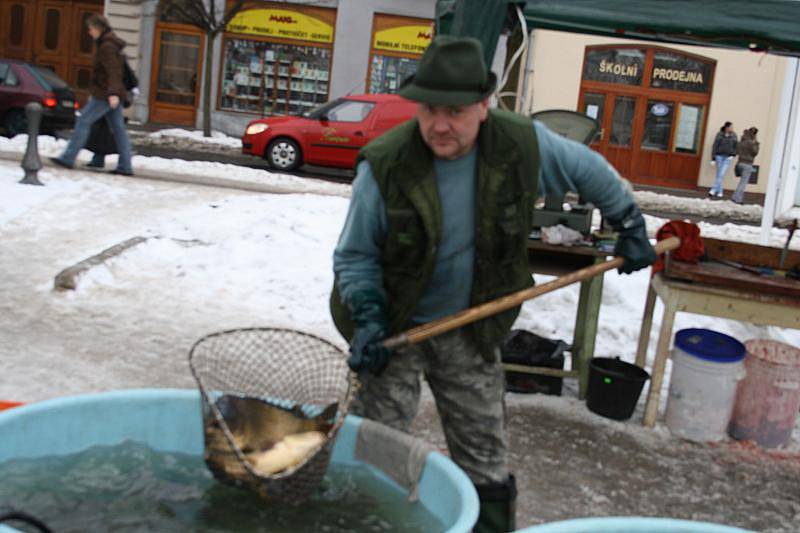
[731,127,759,204]
[51,14,133,175]
[709,121,737,198]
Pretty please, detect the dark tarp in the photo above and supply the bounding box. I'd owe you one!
[436,0,800,64]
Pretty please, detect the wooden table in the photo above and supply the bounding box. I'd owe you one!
[635,273,800,427]
[504,240,613,398]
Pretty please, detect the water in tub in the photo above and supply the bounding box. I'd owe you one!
[0,440,444,532]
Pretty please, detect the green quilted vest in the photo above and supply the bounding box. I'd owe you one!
[330,109,540,353]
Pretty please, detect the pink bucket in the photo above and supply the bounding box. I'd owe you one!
[728,340,800,448]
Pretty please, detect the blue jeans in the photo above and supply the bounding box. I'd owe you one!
[711,155,733,194]
[732,163,753,203]
[59,97,132,172]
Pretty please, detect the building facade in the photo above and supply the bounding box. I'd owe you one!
[524,30,792,195]
[0,0,105,104]
[4,2,797,203]
[102,0,434,137]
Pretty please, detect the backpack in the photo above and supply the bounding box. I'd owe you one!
[122,55,139,92]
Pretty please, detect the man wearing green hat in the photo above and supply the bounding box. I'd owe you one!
[331,36,654,532]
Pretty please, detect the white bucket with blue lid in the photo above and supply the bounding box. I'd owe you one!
[665,328,746,442]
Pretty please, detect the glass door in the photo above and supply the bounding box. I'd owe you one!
[580,90,640,178]
[149,25,204,125]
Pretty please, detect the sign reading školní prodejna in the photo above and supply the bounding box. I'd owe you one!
[583,48,711,92]
[651,67,704,84]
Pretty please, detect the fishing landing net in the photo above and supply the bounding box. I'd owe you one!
[189,327,357,503]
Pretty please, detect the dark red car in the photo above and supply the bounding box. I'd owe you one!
[0,59,77,137]
[242,94,418,171]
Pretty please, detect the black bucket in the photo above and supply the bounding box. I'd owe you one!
[586,357,650,421]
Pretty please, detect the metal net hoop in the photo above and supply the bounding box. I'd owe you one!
[188,327,357,502]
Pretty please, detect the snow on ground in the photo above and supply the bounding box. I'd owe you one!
[2,156,798,428]
[144,128,242,149]
[2,155,800,530]
[635,189,763,222]
[0,134,350,198]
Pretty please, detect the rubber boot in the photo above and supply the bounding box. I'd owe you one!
[473,474,517,533]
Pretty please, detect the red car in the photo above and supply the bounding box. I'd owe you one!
[242,94,418,171]
[0,59,77,137]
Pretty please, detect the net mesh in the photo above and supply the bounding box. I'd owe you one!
[188,327,357,503]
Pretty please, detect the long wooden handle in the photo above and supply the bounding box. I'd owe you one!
[382,236,681,350]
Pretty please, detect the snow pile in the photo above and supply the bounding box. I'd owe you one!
[146,128,242,149]
[634,190,763,222]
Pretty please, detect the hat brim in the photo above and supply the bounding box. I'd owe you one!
[398,72,496,106]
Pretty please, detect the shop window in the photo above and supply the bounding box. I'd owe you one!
[650,52,711,93]
[641,100,674,151]
[220,38,331,116]
[369,55,419,94]
[582,48,644,86]
[44,8,60,50]
[674,104,704,154]
[156,32,201,106]
[368,14,432,94]
[9,5,24,46]
[582,92,605,142]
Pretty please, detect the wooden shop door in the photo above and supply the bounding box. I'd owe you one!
[149,24,204,126]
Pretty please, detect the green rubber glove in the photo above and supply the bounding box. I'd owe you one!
[346,289,391,375]
[608,204,656,274]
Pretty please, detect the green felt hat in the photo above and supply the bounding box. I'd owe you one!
[399,36,496,106]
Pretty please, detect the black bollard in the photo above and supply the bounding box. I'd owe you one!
[19,102,44,186]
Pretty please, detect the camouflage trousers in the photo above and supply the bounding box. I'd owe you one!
[351,328,509,485]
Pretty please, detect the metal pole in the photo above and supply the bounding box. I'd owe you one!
[19,102,44,186]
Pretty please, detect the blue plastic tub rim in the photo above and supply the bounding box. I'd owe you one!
[514,516,755,532]
[0,389,478,533]
[674,328,745,363]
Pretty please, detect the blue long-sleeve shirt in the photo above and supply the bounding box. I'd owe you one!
[333,120,635,322]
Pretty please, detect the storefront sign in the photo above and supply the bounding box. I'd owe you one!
[373,25,432,54]
[598,60,639,79]
[227,9,334,44]
[582,48,645,86]
[650,52,711,93]
[650,102,670,117]
[651,67,704,85]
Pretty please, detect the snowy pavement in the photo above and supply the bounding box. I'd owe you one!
[1,136,800,531]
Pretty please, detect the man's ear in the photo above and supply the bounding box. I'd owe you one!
[478,98,490,121]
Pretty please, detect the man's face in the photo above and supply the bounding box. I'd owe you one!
[87,25,102,40]
[416,99,489,160]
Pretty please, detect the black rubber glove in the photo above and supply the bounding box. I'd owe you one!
[608,204,656,274]
[346,289,391,375]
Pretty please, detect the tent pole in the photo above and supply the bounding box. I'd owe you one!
[760,57,800,244]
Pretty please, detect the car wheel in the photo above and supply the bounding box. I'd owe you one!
[266,138,301,171]
[3,109,26,138]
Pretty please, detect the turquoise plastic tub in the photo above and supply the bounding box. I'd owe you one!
[516,516,754,532]
[0,389,478,532]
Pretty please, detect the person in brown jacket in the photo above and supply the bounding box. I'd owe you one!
[731,127,759,204]
[51,13,133,175]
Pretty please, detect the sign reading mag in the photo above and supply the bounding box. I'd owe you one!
[227,8,334,44]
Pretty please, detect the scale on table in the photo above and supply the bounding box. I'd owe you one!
[531,110,601,235]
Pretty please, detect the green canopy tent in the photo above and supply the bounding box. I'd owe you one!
[436,0,800,64]
[435,0,800,241]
